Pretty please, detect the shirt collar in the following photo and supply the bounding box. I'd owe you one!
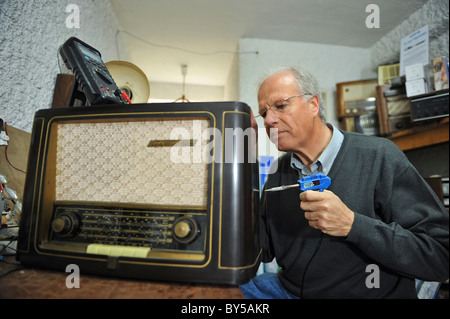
[290,123,344,176]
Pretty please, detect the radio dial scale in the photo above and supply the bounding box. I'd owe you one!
[49,205,205,254]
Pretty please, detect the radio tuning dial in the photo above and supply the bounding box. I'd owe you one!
[174,221,191,238]
[51,212,80,237]
[173,217,199,244]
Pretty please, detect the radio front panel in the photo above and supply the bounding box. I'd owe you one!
[38,116,211,263]
[52,119,210,207]
[17,102,261,285]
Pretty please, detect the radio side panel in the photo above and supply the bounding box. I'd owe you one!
[219,111,260,269]
[17,116,45,255]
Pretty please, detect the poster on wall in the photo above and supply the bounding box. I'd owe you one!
[399,25,429,76]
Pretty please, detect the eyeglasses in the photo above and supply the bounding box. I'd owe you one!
[257,94,312,119]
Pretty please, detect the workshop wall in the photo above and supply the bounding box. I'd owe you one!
[370,0,449,67]
[0,0,128,133]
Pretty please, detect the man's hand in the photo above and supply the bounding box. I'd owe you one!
[300,190,355,237]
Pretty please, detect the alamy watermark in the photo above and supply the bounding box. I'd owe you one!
[365,264,380,289]
[65,264,80,288]
[160,122,279,173]
[65,4,80,29]
[365,4,380,29]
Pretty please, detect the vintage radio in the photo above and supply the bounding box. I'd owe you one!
[376,85,412,136]
[340,111,379,136]
[17,102,260,285]
[410,90,449,122]
[336,79,378,118]
[377,63,400,87]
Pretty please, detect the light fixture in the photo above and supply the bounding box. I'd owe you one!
[174,64,190,103]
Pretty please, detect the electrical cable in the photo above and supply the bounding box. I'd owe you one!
[300,233,323,298]
[0,261,25,280]
[0,238,17,255]
[121,91,132,104]
[2,122,26,174]
[115,30,259,60]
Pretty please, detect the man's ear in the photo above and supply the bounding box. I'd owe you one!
[309,95,320,117]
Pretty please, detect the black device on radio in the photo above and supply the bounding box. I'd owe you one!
[59,37,126,106]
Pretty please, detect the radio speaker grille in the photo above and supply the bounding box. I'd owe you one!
[54,118,210,207]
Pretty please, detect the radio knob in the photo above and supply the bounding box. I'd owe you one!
[395,122,404,130]
[51,218,66,233]
[173,217,199,244]
[174,221,191,238]
[51,212,80,237]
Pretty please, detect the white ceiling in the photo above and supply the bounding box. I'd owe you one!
[110,0,428,87]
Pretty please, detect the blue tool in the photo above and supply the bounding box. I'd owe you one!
[265,174,331,192]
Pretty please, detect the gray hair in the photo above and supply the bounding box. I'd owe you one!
[260,65,326,122]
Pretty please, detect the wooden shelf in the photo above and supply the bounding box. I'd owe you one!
[389,117,449,151]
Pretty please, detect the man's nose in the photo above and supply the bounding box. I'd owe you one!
[264,108,278,126]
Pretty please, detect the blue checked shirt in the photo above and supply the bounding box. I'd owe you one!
[290,124,344,177]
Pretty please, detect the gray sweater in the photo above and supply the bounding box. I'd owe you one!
[261,130,449,298]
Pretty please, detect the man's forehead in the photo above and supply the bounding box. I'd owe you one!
[258,72,299,102]
[261,71,296,87]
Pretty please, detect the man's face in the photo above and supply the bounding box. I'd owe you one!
[257,72,319,153]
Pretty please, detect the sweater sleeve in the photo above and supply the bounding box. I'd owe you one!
[347,163,449,282]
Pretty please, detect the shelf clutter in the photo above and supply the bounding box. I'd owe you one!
[336,57,449,216]
[336,56,449,151]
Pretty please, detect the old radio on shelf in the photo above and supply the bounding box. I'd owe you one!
[376,85,412,136]
[336,79,379,135]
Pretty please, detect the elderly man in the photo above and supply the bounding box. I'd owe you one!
[240,66,449,298]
